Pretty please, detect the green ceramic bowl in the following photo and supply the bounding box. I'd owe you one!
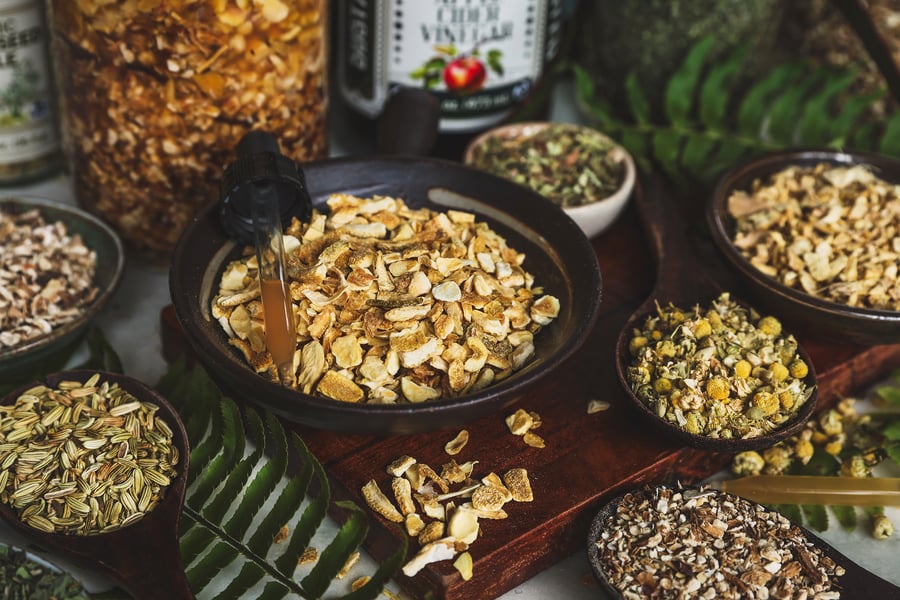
[0,196,124,377]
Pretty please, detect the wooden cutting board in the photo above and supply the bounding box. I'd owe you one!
[287,188,900,599]
[162,177,900,600]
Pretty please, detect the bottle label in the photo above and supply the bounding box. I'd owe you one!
[0,1,57,165]
[339,0,563,133]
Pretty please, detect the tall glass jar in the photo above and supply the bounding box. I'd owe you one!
[46,0,328,256]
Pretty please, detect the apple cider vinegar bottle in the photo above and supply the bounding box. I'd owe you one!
[334,0,574,158]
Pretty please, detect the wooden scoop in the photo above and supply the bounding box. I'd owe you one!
[0,370,193,600]
[613,176,817,452]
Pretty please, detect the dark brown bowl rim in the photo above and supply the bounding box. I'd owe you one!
[169,155,603,434]
[707,148,900,333]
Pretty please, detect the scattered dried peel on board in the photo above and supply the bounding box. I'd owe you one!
[361,432,534,579]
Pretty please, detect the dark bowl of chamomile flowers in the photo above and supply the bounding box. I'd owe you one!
[464,122,636,239]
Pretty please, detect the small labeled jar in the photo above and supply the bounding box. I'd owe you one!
[46,0,328,256]
[0,0,60,185]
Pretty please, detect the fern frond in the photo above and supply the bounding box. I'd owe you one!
[156,363,401,599]
[576,34,899,189]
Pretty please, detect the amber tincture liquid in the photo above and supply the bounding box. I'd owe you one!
[259,278,296,379]
[333,0,576,159]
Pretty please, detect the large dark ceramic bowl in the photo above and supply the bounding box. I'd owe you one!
[0,197,124,377]
[708,149,900,346]
[170,156,602,435]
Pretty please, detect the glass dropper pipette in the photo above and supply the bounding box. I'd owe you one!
[218,130,311,388]
[713,475,900,506]
[250,180,296,386]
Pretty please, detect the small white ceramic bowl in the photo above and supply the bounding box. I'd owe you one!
[464,121,636,238]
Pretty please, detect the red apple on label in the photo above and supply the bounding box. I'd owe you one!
[443,56,487,94]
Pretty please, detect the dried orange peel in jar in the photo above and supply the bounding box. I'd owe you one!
[211,193,561,404]
[48,0,328,254]
[625,293,813,439]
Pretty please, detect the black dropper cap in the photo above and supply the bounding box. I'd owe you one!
[219,130,312,245]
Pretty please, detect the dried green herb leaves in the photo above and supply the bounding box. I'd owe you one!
[625,292,813,439]
[0,545,89,599]
[468,123,626,208]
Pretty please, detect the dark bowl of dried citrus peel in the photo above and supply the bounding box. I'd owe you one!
[171,156,602,435]
[708,148,900,345]
[614,292,818,452]
[464,121,636,238]
[0,196,124,378]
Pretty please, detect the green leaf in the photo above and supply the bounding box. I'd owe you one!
[796,70,857,146]
[826,89,883,145]
[788,447,840,476]
[883,421,900,441]
[680,134,718,179]
[801,504,829,532]
[487,49,504,76]
[885,442,900,467]
[188,397,245,507]
[664,36,714,127]
[624,72,652,125]
[875,385,900,407]
[276,435,330,575]
[831,505,857,531]
[212,562,267,600]
[879,113,900,156]
[204,408,266,530]
[161,360,401,600]
[651,129,685,183]
[737,64,805,138]
[698,45,747,130]
[772,503,803,525]
[301,502,369,598]
[185,541,240,593]
[766,69,826,145]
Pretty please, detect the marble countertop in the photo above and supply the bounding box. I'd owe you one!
[1,79,898,598]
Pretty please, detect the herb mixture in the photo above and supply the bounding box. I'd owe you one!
[467,123,625,208]
[0,545,89,600]
[625,293,813,439]
[594,486,844,599]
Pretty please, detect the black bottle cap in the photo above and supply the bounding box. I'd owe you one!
[376,86,440,156]
[219,130,312,245]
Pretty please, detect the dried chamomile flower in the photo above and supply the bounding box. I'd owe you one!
[872,515,894,540]
[625,292,812,439]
